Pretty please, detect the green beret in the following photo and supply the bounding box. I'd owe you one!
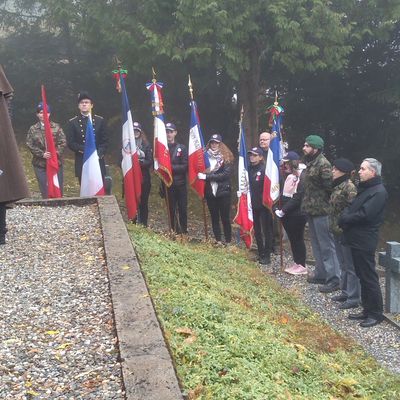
[305,135,324,149]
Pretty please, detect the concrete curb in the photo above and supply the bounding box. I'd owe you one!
[97,196,183,400]
[18,196,183,399]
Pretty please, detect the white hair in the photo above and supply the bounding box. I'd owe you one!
[363,158,382,176]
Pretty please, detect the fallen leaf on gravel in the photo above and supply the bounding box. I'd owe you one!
[26,389,40,396]
[45,330,60,336]
[57,343,72,350]
[121,265,131,270]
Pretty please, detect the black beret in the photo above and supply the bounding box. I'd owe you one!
[333,158,355,173]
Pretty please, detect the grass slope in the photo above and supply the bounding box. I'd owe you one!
[129,226,400,400]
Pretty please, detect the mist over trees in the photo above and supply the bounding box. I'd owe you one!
[1,0,400,188]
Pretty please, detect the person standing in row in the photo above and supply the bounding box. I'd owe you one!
[248,147,270,264]
[275,151,307,275]
[329,158,360,309]
[198,133,234,245]
[67,92,108,185]
[339,158,387,327]
[302,135,340,293]
[133,122,153,226]
[0,64,30,245]
[26,102,66,198]
[163,122,188,234]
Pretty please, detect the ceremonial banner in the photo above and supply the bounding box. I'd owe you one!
[233,120,253,248]
[188,100,208,198]
[263,104,284,209]
[80,115,105,197]
[146,80,172,186]
[41,85,61,198]
[120,74,142,219]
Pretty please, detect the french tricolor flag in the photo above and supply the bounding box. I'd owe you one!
[120,74,142,219]
[188,100,208,198]
[233,119,253,248]
[263,106,283,209]
[80,115,105,197]
[146,81,172,187]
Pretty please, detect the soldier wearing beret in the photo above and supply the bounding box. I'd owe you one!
[67,92,108,184]
[329,158,360,309]
[302,134,340,293]
[26,102,66,198]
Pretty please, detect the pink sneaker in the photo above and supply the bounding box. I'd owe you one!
[291,264,308,275]
[284,263,299,275]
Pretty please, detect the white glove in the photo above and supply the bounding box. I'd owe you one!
[236,191,241,198]
[197,172,206,180]
[275,209,285,218]
[137,149,145,159]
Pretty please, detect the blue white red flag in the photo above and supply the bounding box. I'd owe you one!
[121,74,142,219]
[188,100,208,198]
[233,119,253,248]
[263,105,284,209]
[146,81,172,187]
[80,115,105,197]
[41,85,61,198]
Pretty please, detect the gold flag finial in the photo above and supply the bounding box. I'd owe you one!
[240,105,244,121]
[188,74,194,100]
[152,67,157,83]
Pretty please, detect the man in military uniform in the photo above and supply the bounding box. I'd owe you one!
[302,134,340,293]
[329,158,360,309]
[67,92,108,184]
[26,102,66,198]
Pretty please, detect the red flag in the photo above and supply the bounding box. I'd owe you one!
[41,85,61,198]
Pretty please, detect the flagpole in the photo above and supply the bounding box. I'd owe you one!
[275,92,284,273]
[188,75,209,241]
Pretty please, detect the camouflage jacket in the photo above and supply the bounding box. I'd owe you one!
[329,177,357,236]
[301,152,332,216]
[26,121,66,168]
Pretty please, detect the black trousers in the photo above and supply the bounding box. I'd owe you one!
[166,184,188,234]
[137,180,151,227]
[0,203,6,234]
[206,195,232,242]
[351,247,383,319]
[282,215,307,266]
[253,207,273,257]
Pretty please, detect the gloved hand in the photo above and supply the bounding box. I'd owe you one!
[275,209,285,218]
[137,149,145,159]
[197,172,206,180]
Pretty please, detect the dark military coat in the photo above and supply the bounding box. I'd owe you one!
[0,65,29,203]
[67,114,108,178]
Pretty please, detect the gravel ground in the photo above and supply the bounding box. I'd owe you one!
[0,205,124,399]
[259,250,400,375]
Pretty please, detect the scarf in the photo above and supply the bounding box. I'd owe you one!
[207,148,224,196]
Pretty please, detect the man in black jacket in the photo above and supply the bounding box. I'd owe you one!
[248,147,272,265]
[164,122,188,234]
[339,158,388,327]
[67,92,108,184]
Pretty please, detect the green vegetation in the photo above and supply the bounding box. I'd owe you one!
[129,226,400,399]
